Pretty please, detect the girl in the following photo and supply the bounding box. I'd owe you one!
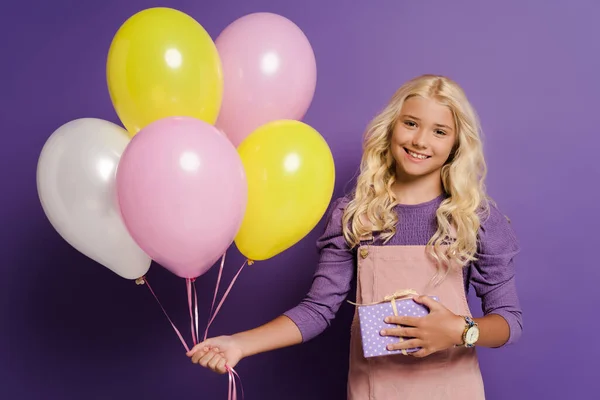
[187,74,522,399]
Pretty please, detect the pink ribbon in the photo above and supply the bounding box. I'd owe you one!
[137,277,190,353]
[204,257,248,341]
[186,278,198,345]
[204,252,227,342]
[227,365,244,400]
[204,254,248,400]
[138,252,248,400]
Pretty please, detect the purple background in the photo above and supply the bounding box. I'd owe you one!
[2,0,599,399]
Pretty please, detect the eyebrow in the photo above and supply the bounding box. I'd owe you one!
[400,114,454,131]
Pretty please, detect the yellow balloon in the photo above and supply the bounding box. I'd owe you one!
[235,120,336,261]
[106,8,223,136]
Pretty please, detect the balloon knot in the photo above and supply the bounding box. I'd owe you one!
[190,278,196,283]
[247,259,255,266]
[135,277,146,285]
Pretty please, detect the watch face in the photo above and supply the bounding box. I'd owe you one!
[465,326,480,344]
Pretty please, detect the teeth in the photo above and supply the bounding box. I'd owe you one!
[408,150,428,160]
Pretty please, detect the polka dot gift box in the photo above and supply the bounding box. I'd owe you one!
[356,294,439,358]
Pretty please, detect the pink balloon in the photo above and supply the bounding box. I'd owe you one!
[215,12,317,146]
[116,117,247,279]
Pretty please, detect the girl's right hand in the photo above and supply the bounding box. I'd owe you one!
[186,335,244,374]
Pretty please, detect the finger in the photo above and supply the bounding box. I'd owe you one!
[216,357,228,374]
[410,348,432,358]
[191,347,211,363]
[380,326,420,338]
[187,344,209,357]
[187,339,217,356]
[385,315,423,327]
[387,338,423,351]
[193,347,219,364]
[198,349,220,367]
[412,295,441,310]
[207,353,223,371]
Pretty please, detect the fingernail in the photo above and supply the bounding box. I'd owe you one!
[380,330,386,335]
[384,317,390,323]
[203,347,208,352]
[387,344,393,350]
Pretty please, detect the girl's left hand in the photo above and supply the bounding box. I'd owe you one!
[380,295,465,358]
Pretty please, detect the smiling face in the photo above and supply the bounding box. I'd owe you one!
[391,95,457,181]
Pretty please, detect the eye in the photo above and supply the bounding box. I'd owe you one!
[403,120,417,128]
[434,129,447,136]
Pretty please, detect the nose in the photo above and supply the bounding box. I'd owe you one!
[412,129,427,149]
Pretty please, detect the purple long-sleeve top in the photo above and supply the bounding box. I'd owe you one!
[283,194,523,345]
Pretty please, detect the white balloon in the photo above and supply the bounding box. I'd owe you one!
[37,118,151,279]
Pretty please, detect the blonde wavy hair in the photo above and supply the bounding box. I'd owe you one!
[342,74,489,275]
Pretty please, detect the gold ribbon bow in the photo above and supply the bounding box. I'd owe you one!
[348,289,420,356]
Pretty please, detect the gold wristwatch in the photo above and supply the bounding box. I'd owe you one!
[460,315,480,347]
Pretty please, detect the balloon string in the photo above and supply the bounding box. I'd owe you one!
[227,365,244,400]
[193,280,199,344]
[204,259,248,340]
[204,252,226,341]
[137,277,190,353]
[186,278,198,345]
[139,275,243,399]
[202,253,246,400]
[228,368,235,400]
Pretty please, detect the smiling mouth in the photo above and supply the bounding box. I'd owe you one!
[404,148,431,160]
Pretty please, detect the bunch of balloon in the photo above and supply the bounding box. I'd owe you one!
[36,7,248,349]
[35,8,335,399]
